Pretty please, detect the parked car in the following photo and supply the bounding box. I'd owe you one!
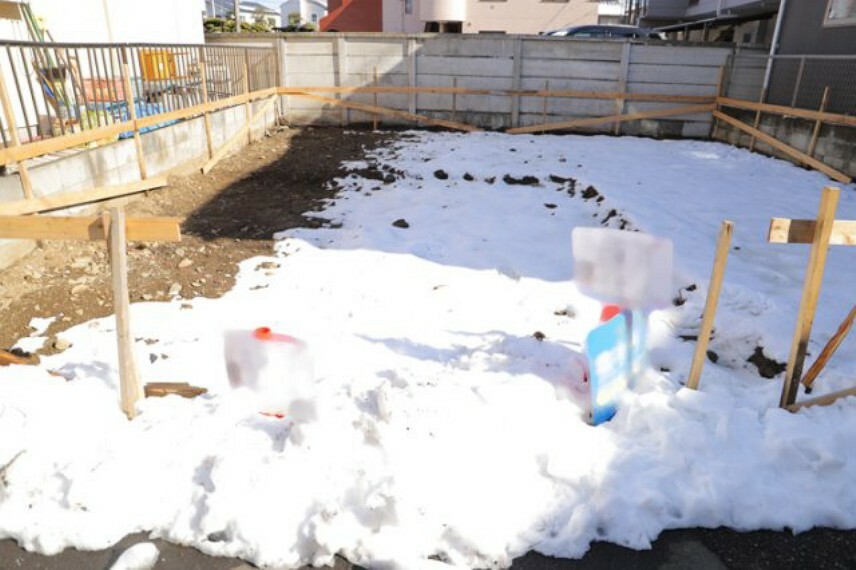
[542,25,665,40]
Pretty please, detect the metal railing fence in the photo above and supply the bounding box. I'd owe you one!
[726,53,856,116]
[0,41,277,149]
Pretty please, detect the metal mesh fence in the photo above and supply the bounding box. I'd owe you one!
[0,42,277,150]
[726,53,856,116]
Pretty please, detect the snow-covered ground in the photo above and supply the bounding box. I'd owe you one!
[1,132,855,569]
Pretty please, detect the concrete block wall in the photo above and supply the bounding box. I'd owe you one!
[0,100,277,269]
[265,33,735,137]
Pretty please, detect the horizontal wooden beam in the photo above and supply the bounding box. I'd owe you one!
[768,217,856,245]
[0,176,168,216]
[717,96,856,128]
[0,88,279,166]
[713,111,852,184]
[279,86,713,104]
[144,382,208,398]
[288,91,480,132]
[786,386,856,413]
[508,103,714,135]
[0,215,182,241]
[201,96,276,175]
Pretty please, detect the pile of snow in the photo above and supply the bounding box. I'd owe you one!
[1,132,855,569]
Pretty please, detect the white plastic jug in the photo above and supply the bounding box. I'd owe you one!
[224,327,316,421]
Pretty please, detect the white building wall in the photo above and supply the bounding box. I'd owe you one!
[384,0,425,32]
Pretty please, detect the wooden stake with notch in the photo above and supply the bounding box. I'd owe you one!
[778,187,840,407]
[686,220,734,390]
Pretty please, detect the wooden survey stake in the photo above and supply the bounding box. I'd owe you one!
[773,187,845,407]
[0,211,182,419]
[686,220,734,390]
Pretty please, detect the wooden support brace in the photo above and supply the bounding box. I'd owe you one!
[801,306,856,393]
[710,65,725,140]
[768,218,856,246]
[201,96,276,175]
[121,62,148,180]
[0,70,34,200]
[0,214,182,241]
[786,386,856,413]
[508,104,714,135]
[686,220,734,390]
[808,86,830,158]
[716,96,856,129]
[287,91,480,133]
[0,176,168,216]
[105,208,143,419]
[713,111,852,184]
[779,187,840,407]
[748,87,767,152]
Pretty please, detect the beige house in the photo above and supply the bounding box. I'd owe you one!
[383,0,598,34]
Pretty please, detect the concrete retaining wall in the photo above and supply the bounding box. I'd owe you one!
[0,99,277,269]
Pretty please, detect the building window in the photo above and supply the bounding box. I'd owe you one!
[311,13,318,22]
[405,0,413,14]
[824,0,856,26]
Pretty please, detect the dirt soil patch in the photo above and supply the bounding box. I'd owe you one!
[0,127,390,353]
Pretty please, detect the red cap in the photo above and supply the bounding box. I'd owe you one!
[600,304,622,323]
[253,327,299,344]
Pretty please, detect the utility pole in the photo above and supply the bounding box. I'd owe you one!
[234,0,241,32]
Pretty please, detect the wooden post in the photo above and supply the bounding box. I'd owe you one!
[748,87,767,152]
[710,65,725,140]
[614,42,631,136]
[406,38,417,116]
[510,37,523,128]
[780,187,840,407]
[801,306,856,393]
[452,77,458,123]
[199,59,215,159]
[121,61,148,180]
[105,208,143,419]
[807,86,830,158]
[335,37,347,127]
[0,70,34,200]
[372,66,379,131]
[686,220,734,390]
[242,60,252,144]
[541,80,549,134]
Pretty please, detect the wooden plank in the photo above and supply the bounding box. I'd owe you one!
[801,306,856,392]
[779,187,840,408]
[713,111,852,184]
[768,218,856,246]
[786,386,856,413]
[144,382,208,398]
[508,103,714,135]
[717,96,856,128]
[288,91,480,132]
[0,176,168,216]
[0,214,181,241]
[106,209,143,419]
[121,62,147,180]
[808,86,830,157]
[614,42,631,136]
[201,96,276,175]
[686,221,734,390]
[0,70,34,200]
[0,348,39,366]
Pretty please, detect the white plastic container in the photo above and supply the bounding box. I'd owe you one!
[572,227,674,309]
[224,327,316,421]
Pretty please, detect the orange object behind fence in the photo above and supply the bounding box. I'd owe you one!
[139,50,176,81]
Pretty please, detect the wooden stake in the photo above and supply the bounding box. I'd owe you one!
[710,65,725,140]
[807,86,830,158]
[713,111,851,184]
[541,80,549,134]
[452,77,458,123]
[372,66,378,131]
[614,42,630,136]
[242,61,252,144]
[199,59,215,159]
[686,220,734,390]
[202,96,276,174]
[786,386,856,413]
[0,69,34,200]
[801,306,856,393]
[748,87,767,152]
[105,208,143,419]
[121,62,147,180]
[780,187,840,407]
